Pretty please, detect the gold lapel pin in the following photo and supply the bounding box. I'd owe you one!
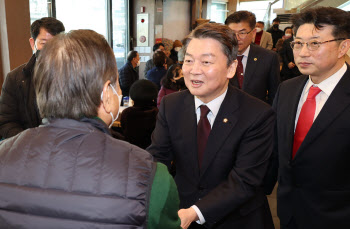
[254,58,257,61]
[223,118,228,123]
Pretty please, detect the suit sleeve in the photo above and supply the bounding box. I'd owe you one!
[264,85,281,194]
[195,107,275,226]
[267,51,280,105]
[147,98,174,168]
[266,32,273,50]
[0,72,24,138]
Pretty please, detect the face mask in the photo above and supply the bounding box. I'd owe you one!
[101,84,121,128]
[273,24,279,29]
[255,28,262,33]
[285,33,292,38]
[174,47,182,52]
[136,60,140,67]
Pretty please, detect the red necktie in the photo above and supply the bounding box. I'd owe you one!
[197,105,211,167]
[292,86,322,159]
[236,56,244,89]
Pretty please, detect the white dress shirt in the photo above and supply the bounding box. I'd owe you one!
[294,64,347,130]
[239,45,251,75]
[191,88,228,224]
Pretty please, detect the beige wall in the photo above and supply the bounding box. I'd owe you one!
[0,0,32,89]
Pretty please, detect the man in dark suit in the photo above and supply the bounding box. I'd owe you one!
[225,11,280,105]
[264,7,350,229]
[147,23,275,229]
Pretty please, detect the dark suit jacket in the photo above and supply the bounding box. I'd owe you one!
[230,44,280,105]
[265,65,350,228]
[148,85,275,228]
[279,37,301,81]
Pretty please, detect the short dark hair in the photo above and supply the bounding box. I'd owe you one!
[34,30,118,120]
[183,23,238,67]
[272,17,281,23]
[30,17,65,41]
[153,51,166,67]
[129,79,158,106]
[225,11,256,30]
[127,51,138,62]
[153,43,165,52]
[292,7,350,39]
[284,27,293,33]
[257,21,265,26]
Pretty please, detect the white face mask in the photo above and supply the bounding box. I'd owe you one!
[285,33,292,38]
[136,60,140,67]
[101,84,121,128]
[255,28,262,33]
[174,47,182,52]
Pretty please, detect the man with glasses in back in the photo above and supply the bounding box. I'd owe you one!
[225,11,280,105]
[264,7,350,229]
[0,17,65,138]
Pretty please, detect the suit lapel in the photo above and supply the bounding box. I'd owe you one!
[285,76,309,159]
[242,45,258,90]
[200,86,239,177]
[296,68,350,158]
[181,91,201,177]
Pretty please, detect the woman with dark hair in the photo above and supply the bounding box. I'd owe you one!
[0,30,180,229]
[120,79,159,149]
[157,64,187,107]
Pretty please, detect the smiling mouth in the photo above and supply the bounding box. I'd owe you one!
[191,80,203,86]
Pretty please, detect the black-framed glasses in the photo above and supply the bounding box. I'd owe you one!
[235,29,254,39]
[290,38,346,51]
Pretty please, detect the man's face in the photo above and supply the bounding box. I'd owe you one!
[228,22,255,55]
[256,23,264,30]
[293,23,347,83]
[29,28,54,52]
[182,38,236,103]
[134,53,140,63]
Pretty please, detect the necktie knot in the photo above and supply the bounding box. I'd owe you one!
[237,56,243,62]
[200,105,210,118]
[307,86,322,100]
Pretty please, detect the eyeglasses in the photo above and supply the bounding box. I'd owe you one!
[235,30,254,39]
[290,38,346,51]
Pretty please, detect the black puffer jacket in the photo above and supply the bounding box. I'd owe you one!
[0,118,155,228]
[0,54,41,138]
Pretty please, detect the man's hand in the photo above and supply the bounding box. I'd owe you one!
[288,62,296,69]
[178,208,199,229]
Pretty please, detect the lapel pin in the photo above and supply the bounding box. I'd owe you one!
[254,58,257,61]
[223,118,228,123]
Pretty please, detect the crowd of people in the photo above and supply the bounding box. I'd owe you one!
[0,6,350,229]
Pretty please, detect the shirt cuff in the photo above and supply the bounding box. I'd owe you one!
[191,205,206,225]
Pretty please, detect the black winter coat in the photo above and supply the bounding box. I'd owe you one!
[0,54,41,138]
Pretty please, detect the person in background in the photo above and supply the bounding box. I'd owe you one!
[170,40,183,63]
[279,27,301,81]
[146,51,167,89]
[157,64,187,107]
[267,17,284,51]
[177,47,185,66]
[275,27,294,53]
[118,50,140,99]
[264,7,350,229]
[254,21,273,50]
[225,10,280,104]
[121,79,159,149]
[0,17,65,139]
[144,43,173,77]
[0,29,181,229]
[148,22,275,229]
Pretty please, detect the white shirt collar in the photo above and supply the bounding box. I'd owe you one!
[239,45,250,58]
[305,63,347,96]
[194,88,228,118]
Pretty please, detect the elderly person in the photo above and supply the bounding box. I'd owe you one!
[0,30,180,229]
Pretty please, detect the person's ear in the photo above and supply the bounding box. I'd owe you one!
[101,80,112,113]
[29,38,35,52]
[227,60,238,79]
[338,39,350,58]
